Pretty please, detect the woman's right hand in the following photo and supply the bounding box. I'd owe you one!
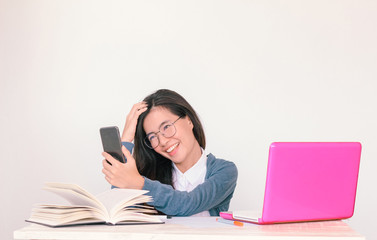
[121,102,148,142]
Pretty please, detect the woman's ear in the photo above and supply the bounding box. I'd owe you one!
[185,116,194,129]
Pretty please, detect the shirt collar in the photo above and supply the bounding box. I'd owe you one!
[173,148,207,186]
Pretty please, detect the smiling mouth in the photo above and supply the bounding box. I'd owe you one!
[166,143,179,153]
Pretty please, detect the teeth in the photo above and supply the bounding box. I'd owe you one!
[167,143,179,153]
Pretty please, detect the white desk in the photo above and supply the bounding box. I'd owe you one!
[14,217,365,240]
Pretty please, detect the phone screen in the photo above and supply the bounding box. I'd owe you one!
[100,126,126,163]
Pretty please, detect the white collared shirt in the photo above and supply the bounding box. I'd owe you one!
[172,148,210,217]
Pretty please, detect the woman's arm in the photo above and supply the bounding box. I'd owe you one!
[106,142,238,216]
[142,156,238,216]
[122,142,134,154]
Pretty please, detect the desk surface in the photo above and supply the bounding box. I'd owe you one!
[14,217,365,240]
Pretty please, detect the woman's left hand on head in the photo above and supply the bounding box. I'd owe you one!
[102,146,145,189]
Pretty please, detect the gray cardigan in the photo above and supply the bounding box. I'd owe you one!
[123,142,238,216]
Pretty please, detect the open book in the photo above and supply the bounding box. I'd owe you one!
[26,183,164,227]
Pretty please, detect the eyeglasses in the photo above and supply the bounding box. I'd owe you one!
[144,116,182,149]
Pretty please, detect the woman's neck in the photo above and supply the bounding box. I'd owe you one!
[175,142,202,173]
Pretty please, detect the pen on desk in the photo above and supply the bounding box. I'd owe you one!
[216,218,244,227]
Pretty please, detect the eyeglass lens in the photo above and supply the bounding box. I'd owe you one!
[145,122,176,148]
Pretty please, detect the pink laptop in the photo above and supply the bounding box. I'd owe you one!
[222,142,362,224]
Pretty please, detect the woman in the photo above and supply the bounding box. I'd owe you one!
[102,89,238,216]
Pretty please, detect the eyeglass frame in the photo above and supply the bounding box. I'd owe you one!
[143,116,182,149]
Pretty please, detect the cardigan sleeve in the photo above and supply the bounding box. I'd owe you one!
[121,142,134,157]
[142,155,238,216]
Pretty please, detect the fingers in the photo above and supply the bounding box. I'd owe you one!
[130,102,148,116]
[102,155,121,186]
[129,102,148,121]
[122,102,148,142]
[103,169,117,187]
[102,147,143,189]
[102,161,113,177]
[102,152,118,168]
[122,146,135,166]
[102,159,115,185]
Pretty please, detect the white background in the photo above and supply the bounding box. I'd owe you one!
[1,1,376,239]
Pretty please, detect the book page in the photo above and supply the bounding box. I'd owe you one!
[95,188,150,217]
[45,183,96,200]
[44,183,107,218]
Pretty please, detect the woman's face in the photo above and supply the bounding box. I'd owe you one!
[143,107,198,165]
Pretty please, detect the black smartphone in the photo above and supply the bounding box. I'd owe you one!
[100,126,126,163]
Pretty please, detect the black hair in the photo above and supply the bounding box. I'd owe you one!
[133,89,205,187]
